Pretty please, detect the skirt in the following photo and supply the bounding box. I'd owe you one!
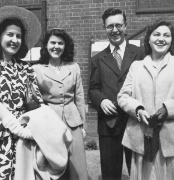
[59,126,88,180]
[130,149,174,180]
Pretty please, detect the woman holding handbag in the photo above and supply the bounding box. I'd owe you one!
[117,19,174,180]
[33,28,88,180]
[0,6,43,180]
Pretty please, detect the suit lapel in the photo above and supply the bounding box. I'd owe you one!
[100,46,120,76]
[43,64,70,83]
[120,43,138,78]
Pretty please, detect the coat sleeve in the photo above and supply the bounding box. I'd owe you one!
[74,63,87,129]
[163,100,174,119]
[117,61,144,119]
[88,56,107,112]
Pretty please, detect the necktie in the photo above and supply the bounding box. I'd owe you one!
[113,47,122,70]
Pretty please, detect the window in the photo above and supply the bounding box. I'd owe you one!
[136,0,174,14]
[21,1,47,61]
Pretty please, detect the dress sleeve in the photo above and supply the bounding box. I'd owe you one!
[27,63,43,103]
[74,63,87,129]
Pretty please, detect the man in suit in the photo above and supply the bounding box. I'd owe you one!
[88,8,144,180]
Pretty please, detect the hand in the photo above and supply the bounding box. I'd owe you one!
[3,116,33,139]
[41,104,48,108]
[100,99,118,116]
[137,109,150,125]
[147,114,158,128]
[154,106,168,124]
[0,103,33,139]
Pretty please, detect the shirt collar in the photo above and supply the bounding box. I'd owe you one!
[0,58,24,70]
[110,39,126,53]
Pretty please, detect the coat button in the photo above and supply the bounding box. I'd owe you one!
[60,92,63,95]
[59,84,62,88]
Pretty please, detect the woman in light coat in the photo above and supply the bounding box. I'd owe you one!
[117,20,174,180]
[33,28,88,180]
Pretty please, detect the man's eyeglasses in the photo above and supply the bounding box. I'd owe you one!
[105,22,125,31]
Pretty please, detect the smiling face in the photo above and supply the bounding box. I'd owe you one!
[104,14,126,46]
[1,25,22,60]
[47,35,65,61]
[149,25,172,59]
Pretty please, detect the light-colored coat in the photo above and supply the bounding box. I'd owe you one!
[33,62,86,129]
[15,105,72,180]
[117,52,174,157]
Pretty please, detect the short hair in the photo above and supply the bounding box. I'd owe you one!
[144,19,174,55]
[0,18,28,60]
[39,29,75,65]
[102,8,127,25]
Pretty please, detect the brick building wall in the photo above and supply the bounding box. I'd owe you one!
[139,0,174,9]
[0,0,174,141]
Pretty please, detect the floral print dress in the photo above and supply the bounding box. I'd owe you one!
[0,58,42,180]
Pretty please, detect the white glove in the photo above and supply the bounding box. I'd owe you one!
[2,115,32,139]
[0,103,32,139]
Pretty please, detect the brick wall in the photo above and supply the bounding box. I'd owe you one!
[0,0,174,141]
[0,0,42,6]
[139,0,174,9]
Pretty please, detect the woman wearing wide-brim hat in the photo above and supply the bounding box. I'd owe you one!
[0,6,43,180]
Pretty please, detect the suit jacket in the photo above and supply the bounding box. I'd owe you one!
[88,42,144,136]
[33,62,87,129]
[118,53,174,157]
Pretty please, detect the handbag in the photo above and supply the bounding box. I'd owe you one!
[24,80,41,112]
[144,126,160,162]
[144,115,164,162]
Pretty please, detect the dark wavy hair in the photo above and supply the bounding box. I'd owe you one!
[144,19,174,55]
[102,8,127,25]
[0,18,28,60]
[39,29,75,65]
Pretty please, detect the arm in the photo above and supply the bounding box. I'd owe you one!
[74,64,87,129]
[0,103,32,139]
[88,57,107,112]
[117,62,145,119]
[163,100,174,119]
[88,56,117,115]
[27,64,43,103]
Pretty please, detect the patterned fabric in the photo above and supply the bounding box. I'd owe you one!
[113,47,122,70]
[0,58,43,180]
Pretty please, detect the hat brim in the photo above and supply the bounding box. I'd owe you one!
[0,6,41,50]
